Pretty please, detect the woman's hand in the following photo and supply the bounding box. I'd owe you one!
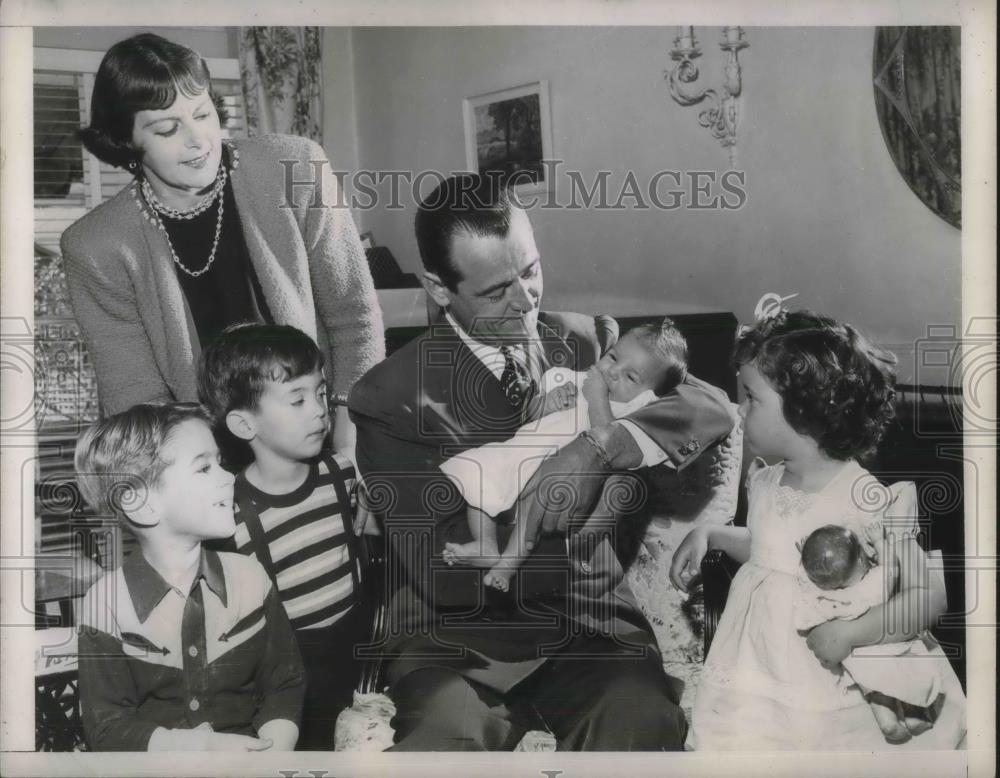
[805,619,855,668]
[331,405,357,464]
[669,526,710,591]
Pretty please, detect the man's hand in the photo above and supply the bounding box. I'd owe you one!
[514,426,640,552]
[514,435,602,551]
[805,619,855,669]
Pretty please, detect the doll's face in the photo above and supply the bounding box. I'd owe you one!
[801,529,870,590]
[837,556,868,588]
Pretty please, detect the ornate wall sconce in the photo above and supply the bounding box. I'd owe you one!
[665,26,749,167]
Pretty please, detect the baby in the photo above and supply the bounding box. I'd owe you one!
[796,523,946,744]
[441,318,688,591]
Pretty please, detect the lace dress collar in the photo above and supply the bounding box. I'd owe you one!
[771,460,861,518]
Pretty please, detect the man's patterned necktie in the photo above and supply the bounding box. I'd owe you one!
[499,345,535,408]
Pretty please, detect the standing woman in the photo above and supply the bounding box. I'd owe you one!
[63,33,384,460]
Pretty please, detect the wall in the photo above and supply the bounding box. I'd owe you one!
[332,27,960,383]
[322,28,362,228]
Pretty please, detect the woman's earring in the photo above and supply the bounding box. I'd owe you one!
[224,140,240,169]
[127,160,137,172]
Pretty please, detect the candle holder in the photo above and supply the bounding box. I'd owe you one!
[665,26,749,166]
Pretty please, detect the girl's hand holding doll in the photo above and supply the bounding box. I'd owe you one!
[806,619,856,668]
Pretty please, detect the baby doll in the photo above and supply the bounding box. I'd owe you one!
[796,521,946,744]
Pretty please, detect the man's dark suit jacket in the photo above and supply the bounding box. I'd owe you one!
[349,312,734,693]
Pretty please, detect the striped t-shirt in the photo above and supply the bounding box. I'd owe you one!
[233,455,358,631]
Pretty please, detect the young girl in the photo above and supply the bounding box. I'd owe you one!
[669,309,966,750]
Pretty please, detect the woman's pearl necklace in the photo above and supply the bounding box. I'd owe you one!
[131,145,240,279]
[141,163,225,220]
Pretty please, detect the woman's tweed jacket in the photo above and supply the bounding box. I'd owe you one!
[62,133,385,415]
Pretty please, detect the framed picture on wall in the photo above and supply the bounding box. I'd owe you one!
[463,81,554,195]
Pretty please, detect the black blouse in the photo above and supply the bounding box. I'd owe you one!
[157,162,273,347]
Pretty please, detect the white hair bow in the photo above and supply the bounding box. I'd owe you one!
[753,291,799,321]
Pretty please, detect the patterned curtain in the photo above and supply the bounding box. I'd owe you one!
[238,27,323,141]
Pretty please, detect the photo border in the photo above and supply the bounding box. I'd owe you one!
[1,2,995,777]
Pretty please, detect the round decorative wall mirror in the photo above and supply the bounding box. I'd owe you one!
[873,27,961,229]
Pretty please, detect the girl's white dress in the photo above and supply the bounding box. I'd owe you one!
[688,459,966,751]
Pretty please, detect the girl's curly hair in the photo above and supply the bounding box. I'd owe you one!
[733,309,898,461]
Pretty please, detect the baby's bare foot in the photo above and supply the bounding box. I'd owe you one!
[443,540,501,567]
[869,699,911,744]
[903,714,933,737]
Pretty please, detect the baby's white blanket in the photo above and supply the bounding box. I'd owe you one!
[440,367,656,517]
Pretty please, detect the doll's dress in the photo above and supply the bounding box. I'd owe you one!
[793,535,949,711]
[687,459,966,751]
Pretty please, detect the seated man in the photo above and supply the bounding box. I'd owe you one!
[348,174,734,751]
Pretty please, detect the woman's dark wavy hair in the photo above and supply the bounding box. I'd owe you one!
[732,309,898,462]
[78,33,229,170]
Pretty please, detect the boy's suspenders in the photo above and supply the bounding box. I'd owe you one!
[237,456,365,600]
[322,453,365,598]
[237,498,281,593]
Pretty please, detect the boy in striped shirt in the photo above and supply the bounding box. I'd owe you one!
[198,324,366,751]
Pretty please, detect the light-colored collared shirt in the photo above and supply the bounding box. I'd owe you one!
[443,310,532,381]
[443,311,670,469]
